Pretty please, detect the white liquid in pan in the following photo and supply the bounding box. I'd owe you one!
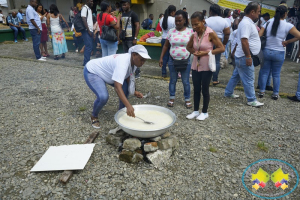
[118,110,173,131]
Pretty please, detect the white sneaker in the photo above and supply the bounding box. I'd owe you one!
[186,111,200,119]
[38,58,46,61]
[247,100,264,107]
[41,56,47,59]
[225,94,240,98]
[196,113,209,121]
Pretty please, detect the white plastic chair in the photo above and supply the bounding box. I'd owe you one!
[291,40,299,61]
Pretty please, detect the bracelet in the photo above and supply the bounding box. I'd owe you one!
[246,57,252,59]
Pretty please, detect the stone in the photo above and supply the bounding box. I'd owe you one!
[123,138,141,151]
[140,178,147,185]
[105,134,122,147]
[144,142,158,152]
[146,149,172,168]
[23,187,33,198]
[1,173,10,178]
[150,136,161,142]
[161,132,171,139]
[119,150,143,163]
[157,136,179,150]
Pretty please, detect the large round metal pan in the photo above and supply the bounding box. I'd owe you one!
[114,105,177,138]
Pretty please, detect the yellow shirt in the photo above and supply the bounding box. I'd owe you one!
[77,3,83,11]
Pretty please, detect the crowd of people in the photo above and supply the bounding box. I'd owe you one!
[9,0,300,128]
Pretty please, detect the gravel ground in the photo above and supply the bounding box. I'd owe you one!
[1,41,300,199]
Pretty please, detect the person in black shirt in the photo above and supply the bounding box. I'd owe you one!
[120,0,141,78]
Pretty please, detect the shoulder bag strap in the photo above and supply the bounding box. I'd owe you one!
[263,22,270,37]
[124,11,132,31]
[196,28,206,67]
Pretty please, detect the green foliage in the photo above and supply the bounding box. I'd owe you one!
[137,29,161,39]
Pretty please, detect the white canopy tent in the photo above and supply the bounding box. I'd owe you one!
[0,0,8,7]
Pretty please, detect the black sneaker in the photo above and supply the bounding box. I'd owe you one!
[287,96,300,102]
[258,92,264,98]
[271,94,279,100]
[266,86,273,91]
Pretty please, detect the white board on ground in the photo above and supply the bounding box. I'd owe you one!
[30,144,95,172]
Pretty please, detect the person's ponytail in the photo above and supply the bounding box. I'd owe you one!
[162,5,176,30]
[100,1,110,21]
[271,5,287,36]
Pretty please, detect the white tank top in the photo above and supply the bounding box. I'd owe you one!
[50,16,62,33]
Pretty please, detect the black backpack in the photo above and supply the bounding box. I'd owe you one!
[73,6,88,32]
[141,18,149,29]
[6,16,10,26]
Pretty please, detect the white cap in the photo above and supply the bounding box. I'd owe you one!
[128,45,151,59]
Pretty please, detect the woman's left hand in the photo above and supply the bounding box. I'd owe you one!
[282,41,288,47]
[134,91,143,98]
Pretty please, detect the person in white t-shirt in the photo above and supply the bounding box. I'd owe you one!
[205,4,230,85]
[0,10,4,24]
[225,2,264,107]
[258,5,300,100]
[183,7,190,25]
[160,5,176,78]
[84,45,151,129]
[223,8,233,60]
[81,0,94,66]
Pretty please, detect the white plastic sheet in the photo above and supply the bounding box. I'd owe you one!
[30,144,95,172]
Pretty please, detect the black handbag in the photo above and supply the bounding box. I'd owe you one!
[250,50,264,67]
[119,11,132,41]
[172,55,191,72]
[260,22,269,50]
[101,14,118,42]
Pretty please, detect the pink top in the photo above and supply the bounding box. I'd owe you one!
[191,27,214,72]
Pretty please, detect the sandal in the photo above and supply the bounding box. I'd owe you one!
[213,81,220,86]
[167,100,174,107]
[41,51,47,57]
[91,116,100,129]
[185,101,192,109]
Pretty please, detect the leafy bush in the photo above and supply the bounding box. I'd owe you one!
[64,31,73,37]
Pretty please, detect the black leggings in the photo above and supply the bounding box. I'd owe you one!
[192,70,213,113]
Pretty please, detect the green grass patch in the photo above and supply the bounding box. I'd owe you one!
[209,146,217,153]
[79,106,87,112]
[257,141,268,152]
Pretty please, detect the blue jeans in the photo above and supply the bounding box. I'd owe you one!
[223,40,230,59]
[225,56,256,102]
[258,49,285,95]
[296,72,300,100]
[29,29,41,59]
[258,68,272,87]
[10,26,26,40]
[212,53,221,82]
[82,30,93,66]
[161,39,170,75]
[83,66,129,117]
[100,38,118,57]
[168,56,191,101]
